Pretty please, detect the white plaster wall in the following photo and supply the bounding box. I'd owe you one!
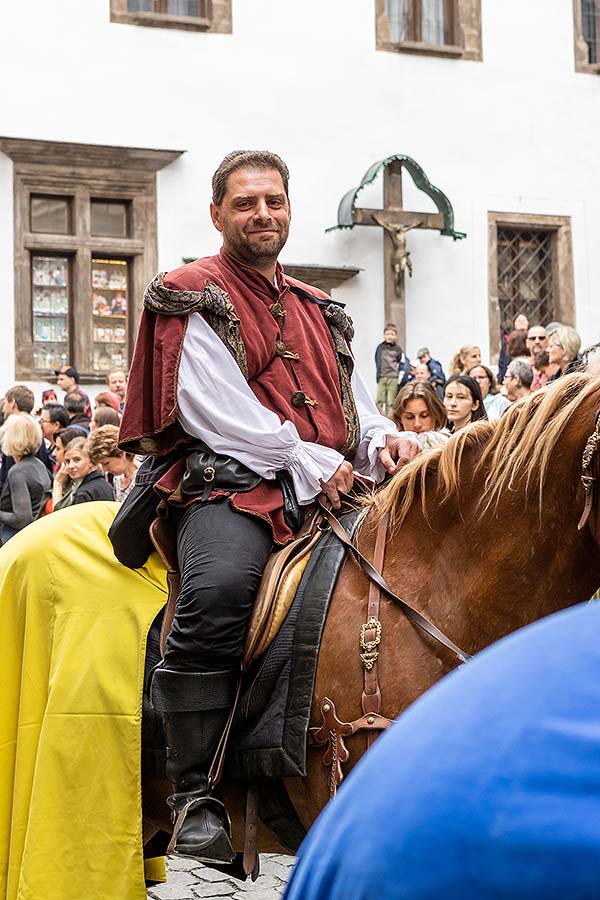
[0,0,599,398]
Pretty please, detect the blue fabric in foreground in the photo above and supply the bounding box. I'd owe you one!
[283,602,600,899]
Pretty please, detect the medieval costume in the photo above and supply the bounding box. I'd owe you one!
[112,249,404,863]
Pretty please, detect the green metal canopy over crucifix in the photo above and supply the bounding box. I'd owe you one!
[327,154,465,347]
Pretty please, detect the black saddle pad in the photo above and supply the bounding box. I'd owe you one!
[225,508,363,782]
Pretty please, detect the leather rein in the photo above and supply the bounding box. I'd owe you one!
[318,501,472,665]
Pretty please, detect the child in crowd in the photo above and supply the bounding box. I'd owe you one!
[375,323,411,415]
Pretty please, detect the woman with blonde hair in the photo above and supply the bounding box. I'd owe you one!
[0,412,51,542]
[63,438,114,505]
[87,425,140,502]
[547,326,582,381]
[391,382,449,449]
[449,345,481,375]
[391,382,447,433]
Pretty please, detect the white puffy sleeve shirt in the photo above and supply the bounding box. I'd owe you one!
[177,312,412,504]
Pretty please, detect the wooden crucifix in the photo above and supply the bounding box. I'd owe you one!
[328,155,465,349]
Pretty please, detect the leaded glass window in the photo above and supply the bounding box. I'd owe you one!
[497,228,555,333]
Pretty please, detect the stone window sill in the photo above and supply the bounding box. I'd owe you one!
[111,10,211,32]
[385,40,464,58]
[575,62,600,74]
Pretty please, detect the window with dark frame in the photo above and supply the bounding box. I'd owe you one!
[127,0,210,19]
[384,0,456,47]
[27,192,135,377]
[0,137,180,383]
[111,0,232,34]
[377,0,482,59]
[496,227,555,334]
[488,212,574,363]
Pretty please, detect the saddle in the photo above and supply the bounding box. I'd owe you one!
[149,502,324,664]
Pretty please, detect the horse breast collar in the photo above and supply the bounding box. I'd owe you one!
[311,503,472,797]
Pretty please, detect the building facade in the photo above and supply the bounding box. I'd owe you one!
[0,0,599,398]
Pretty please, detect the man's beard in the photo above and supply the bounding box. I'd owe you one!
[222,220,289,267]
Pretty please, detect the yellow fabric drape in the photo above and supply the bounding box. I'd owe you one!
[0,502,167,900]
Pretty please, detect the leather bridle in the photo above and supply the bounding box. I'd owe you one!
[577,406,600,542]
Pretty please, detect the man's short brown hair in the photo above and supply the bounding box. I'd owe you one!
[5,385,35,414]
[212,151,290,206]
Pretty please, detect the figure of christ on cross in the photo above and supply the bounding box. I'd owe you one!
[371,213,422,295]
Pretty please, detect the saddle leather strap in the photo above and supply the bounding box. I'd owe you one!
[208,678,242,789]
[361,511,388,749]
[243,785,260,880]
[318,502,472,664]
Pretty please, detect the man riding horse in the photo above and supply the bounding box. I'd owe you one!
[112,150,419,866]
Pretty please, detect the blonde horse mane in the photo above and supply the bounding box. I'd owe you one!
[373,370,600,532]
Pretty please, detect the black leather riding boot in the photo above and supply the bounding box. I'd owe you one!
[151,667,239,864]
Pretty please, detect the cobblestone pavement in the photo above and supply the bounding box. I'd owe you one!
[148,854,294,900]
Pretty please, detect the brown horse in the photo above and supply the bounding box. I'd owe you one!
[143,368,600,855]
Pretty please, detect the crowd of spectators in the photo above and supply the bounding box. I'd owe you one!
[375,314,585,444]
[0,366,132,543]
[0,315,587,546]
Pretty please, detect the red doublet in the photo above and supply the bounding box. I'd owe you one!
[119,250,355,544]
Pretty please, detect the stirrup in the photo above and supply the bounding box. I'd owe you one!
[167,790,235,864]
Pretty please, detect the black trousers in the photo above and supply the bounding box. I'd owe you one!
[162,500,273,674]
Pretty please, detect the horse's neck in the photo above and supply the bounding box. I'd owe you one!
[379,469,600,657]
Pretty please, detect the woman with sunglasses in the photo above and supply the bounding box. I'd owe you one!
[547,326,582,382]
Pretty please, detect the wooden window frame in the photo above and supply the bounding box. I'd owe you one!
[110,0,232,34]
[0,137,183,383]
[376,0,482,61]
[487,211,575,364]
[573,0,600,74]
